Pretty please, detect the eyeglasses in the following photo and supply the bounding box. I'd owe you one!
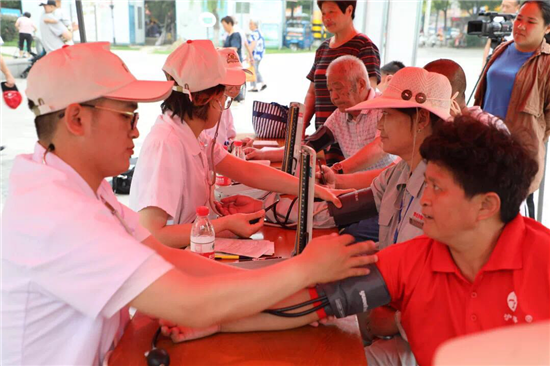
[81,104,139,130]
[217,94,233,111]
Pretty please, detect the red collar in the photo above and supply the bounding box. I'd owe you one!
[431,215,524,274]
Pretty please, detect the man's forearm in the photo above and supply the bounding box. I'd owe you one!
[220,155,298,194]
[142,235,244,277]
[220,289,318,332]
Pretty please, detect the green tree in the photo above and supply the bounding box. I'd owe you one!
[146,0,175,24]
[459,0,499,18]
[287,0,313,20]
[206,0,220,46]
[1,1,21,10]
[432,0,450,34]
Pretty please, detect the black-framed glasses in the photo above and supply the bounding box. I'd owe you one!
[81,104,139,130]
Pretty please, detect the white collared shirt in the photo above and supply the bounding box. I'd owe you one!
[130,112,228,224]
[325,89,395,171]
[1,143,173,366]
[371,159,427,249]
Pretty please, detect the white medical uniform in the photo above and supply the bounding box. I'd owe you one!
[204,109,237,144]
[1,143,174,366]
[130,112,228,224]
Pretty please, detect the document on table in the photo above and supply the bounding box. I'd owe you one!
[253,140,279,148]
[215,238,275,258]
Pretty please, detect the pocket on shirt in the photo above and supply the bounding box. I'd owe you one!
[378,207,393,227]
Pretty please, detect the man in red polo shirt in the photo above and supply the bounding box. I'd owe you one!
[361,115,550,365]
[162,116,550,366]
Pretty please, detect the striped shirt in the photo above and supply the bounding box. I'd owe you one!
[307,34,381,129]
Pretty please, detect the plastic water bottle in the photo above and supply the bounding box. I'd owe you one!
[233,140,246,160]
[190,206,215,259]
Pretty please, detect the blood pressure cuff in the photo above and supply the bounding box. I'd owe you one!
[304,125,336,152]
[315,264,391,318]
[326,188,378,227]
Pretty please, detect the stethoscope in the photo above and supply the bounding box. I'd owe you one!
[206,94,233,216]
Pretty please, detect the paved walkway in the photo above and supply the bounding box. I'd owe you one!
[1,45,548,226]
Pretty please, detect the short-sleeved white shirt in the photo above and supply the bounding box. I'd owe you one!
[324,89,395,171]
[39,13,67,53]
[130,112,229,224]
[204,109,237,144]
[1,143,173,366]
[371,159,427,249]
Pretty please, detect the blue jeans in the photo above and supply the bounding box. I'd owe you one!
[341,215,380,243]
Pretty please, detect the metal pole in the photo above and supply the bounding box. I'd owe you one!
[75,0,87,43]
[424,0,432,35]
[537,142,548,223]
[110,1,116,45]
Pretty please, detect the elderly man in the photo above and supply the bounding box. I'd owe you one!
[246,55,394,173]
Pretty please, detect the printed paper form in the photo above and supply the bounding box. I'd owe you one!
[215,238,275,258]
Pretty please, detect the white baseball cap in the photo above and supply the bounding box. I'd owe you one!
[163,40,247,99]
[348,67,452,121]
[217,48,251,86]
[26,42,174,116]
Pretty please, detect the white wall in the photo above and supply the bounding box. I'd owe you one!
[360,0,422,67]
[23,0,146,45]
[175,0,208,41]
[131,0,145,44]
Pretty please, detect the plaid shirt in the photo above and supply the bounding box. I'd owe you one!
[307,34,381,129]
[324,90,395,171]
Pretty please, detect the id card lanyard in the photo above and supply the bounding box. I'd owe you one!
[100,196,135,236]
[42,148,134,237]
[393,192,414,244]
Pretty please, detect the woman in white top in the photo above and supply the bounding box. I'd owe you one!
[15,12,36,58]
[130,40,342,248]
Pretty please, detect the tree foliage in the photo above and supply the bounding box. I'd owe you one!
[1,1,21,10]
[145,0,175,24]
[458,1,500,17]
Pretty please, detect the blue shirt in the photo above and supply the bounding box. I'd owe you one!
[483,43,534,119]
[248,30,265,61]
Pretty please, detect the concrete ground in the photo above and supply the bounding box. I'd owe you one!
[1,45,548,226]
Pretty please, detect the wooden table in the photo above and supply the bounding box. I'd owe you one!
[110,226,367,366]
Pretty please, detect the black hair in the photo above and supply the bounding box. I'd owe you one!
[381,61,405,75]
[521,0,550,43]
[221,16,234,26]
[24,12,31,18]
[420,115,538,224]
[423,59,467,104]
[398,108,442,132]
[161,83,225,122]
[28,99,62,145]
[317,1,357,20]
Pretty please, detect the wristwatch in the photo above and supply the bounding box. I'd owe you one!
[331,162,344,174]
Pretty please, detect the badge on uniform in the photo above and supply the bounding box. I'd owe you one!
[409,216,424,229]
[2,82,22,109]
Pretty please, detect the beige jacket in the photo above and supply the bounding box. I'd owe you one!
[475,39,550,193]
